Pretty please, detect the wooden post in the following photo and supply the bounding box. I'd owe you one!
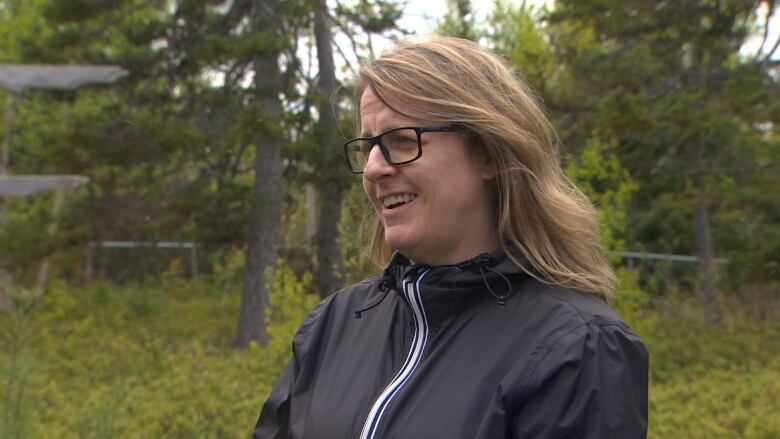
[0,270,13,312]
[190,244,198,279]
[36,188,66,292]
[1,93,12,174]
[85,244,94,284]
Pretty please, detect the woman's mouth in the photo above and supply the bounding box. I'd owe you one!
[382,193,417,209]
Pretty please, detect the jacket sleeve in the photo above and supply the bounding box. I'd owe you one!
[509,323,649,439]
[253,298,330,439]
[253,358,297,439]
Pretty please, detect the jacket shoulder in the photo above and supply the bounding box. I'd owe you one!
[509,279,645,372]
[506,289,650,437]
[519,279,632,330]
[292,276,383,352]
[504,281,648,417]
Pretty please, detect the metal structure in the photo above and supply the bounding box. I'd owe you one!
[1,64,128,173]
[0,64,128,92]
[0,175,89,197]
[0,64,127,302]
[86,241,199,280]
[615,250,729,271]
[617,251,729,265]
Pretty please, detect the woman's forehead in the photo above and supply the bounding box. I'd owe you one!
[359,89,432,135]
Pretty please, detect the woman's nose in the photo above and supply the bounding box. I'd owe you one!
[363,145,396,180]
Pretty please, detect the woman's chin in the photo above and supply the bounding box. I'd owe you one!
[384,228,419,258]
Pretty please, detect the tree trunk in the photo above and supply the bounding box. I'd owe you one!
[0,94,14,310]
[315,183,344,297]
[1,93,13,174]
[693,198,721,324]
[233,0,284,348]
[688,40,721,325]
[313,0,345,297]
[36,188,66,292]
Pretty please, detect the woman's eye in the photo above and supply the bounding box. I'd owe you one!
[386,133,417,148]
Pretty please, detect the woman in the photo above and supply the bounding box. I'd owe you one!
[254,36,648,439]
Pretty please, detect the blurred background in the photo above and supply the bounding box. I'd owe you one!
[0,0,778,437]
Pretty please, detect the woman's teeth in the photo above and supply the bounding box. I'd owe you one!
[383,193,417,208]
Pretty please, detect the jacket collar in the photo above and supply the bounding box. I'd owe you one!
[382,249,529,293]
[353,249,531,321]
[376,249,530,327]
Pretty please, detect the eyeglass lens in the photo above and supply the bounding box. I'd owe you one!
[346,128,419,172]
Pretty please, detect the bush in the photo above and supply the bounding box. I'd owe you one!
[1,274,778,438]
[646,314,780,438]
[0,260,318,438]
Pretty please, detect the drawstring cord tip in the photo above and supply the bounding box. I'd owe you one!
[455,254,513,305]
[352,285,393,319]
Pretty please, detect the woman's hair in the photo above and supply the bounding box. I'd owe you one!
[352,36,615,299]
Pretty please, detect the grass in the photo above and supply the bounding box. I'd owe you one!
[1,276,778,438]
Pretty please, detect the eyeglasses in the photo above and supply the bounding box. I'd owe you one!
[343,125,465,174]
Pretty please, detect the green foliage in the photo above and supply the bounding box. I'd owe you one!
[264,259,320,371]
[0,0,298,284]
[544,0,780,290]
[565,133,638,255]
[1,1,778,434]
[0,0,52,62]
[0,287,39,439]
[487,0,556,93]
[334,0,403,35]
[651,363,780,439]
[0,270,320,438]
[436,0,478,40]
[646,311,780,438]
[339,181,376,285]
[611,267,657,341]
[2,278,778,437]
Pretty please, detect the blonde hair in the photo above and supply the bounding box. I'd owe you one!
[352,36,615,299]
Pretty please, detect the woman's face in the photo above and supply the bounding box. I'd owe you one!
[360,88,498,266]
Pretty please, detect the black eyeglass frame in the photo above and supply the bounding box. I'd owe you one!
[343,124,466,174]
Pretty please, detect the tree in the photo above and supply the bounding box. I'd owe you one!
[437,0,478,40]
[0,0,294,343]
[544,0,780,322]
[303,0,404,296]
[233,0,293,347]
[311,0,346,298]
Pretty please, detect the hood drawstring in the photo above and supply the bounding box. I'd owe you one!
[456,254,513,305]
[353,271,396,318]
[353,252,513,317]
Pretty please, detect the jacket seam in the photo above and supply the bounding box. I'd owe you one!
[525,322,634,384]
[543,285,641,338]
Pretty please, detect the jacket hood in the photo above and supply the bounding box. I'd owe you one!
[354,249,532,319]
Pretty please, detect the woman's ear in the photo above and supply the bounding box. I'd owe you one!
[469,138,496,180]
[479,151,496,180]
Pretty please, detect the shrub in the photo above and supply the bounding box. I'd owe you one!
[1,274,777,438]
[1,261,318,438]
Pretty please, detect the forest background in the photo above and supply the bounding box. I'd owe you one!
[0,0,778,437]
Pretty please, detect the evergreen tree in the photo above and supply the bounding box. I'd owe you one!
[311,0,347,298]
[545,0,780,321]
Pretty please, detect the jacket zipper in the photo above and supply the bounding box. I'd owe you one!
[359,269,430,439]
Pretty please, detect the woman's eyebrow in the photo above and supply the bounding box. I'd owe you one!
[360,124,410,137]
[359,127,385,137]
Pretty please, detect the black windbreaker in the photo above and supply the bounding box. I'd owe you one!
[254,251,648,438]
